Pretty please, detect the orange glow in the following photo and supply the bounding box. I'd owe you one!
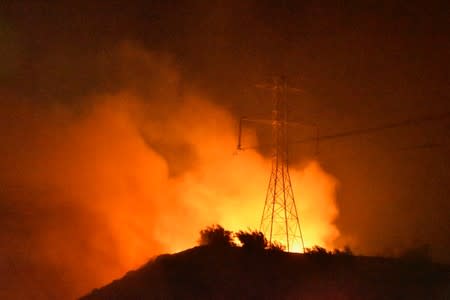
[0,47,339,298]
[0,92,339,297]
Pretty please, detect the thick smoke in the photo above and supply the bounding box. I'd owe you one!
[0,43,339,299]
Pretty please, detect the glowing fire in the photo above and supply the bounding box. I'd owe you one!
[0,47,339,299]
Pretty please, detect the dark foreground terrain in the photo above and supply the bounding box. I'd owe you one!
[81,246,449,299]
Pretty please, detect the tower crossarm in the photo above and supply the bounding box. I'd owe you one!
[237,117,318,151]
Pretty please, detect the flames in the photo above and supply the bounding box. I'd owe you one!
[0,46,339,299]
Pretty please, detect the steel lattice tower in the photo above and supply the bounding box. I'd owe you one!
[259,77,305,252]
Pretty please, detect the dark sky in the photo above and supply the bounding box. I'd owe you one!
[1,0,449,296]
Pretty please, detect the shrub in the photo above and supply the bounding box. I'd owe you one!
[305,246,334,264]
[305,245,331,256]
[267,241,285,253]
[198,224,234,247]
[236,230,267,251]
[332,246,354,256]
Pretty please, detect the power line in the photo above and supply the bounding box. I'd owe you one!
[239,111,450,151]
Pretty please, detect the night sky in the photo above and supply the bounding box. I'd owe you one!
[1,1,449,299]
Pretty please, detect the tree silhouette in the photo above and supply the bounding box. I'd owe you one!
[198,224,234,247]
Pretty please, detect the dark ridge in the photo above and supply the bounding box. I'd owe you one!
[81,246,449,299]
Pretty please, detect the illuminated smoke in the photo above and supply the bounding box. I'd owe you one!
[0,44,339,299]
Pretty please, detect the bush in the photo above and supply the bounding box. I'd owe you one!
[305,246,334,265]
[305,245,331,256]
[236,230,267,251]
[267,241,285,253]
[198,225,234,247]
[332,246,354,256]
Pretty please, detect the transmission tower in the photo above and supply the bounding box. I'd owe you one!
[238,76,305,252]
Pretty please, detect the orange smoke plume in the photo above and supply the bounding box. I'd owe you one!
[0,45,339,299]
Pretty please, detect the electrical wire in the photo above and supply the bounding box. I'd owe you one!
[238,111,450,151]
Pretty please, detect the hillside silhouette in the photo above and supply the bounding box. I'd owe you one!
[81,227,449,299]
